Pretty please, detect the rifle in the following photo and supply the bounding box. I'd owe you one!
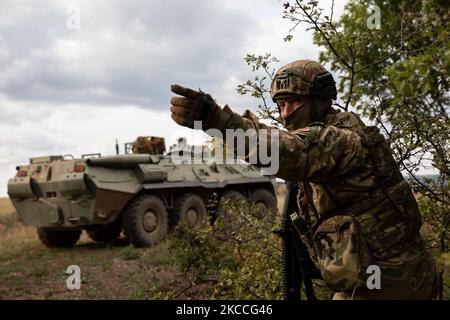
[279,182,321,300]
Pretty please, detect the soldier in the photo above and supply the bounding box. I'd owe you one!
[169,59,437,299]
[131,136,166,155]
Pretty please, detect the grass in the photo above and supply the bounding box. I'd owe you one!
[0,198,14,214]
[1,189,448,300]
[0,188,287,300]
[0,198,18,230]
[0,197,188,299]
[0,229,186,299]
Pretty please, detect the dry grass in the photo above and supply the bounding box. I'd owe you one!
[2,190,446,299]
[0,187,288,300]
[0,197,196,299]
[0,198,14,216]
[0,198,19,231]
[0,227,184,299]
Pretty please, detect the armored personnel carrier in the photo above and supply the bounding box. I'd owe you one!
[7,137,277,248]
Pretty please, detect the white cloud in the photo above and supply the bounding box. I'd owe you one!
[0,0,350,196]
[0,97,208,195]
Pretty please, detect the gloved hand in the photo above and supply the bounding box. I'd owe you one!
[170,84,231,130]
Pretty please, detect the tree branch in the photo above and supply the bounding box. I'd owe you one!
[294,0,352,69]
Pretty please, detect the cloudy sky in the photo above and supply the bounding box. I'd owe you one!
[0,0,347,196]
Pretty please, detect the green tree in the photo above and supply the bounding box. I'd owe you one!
[238,0,449,299]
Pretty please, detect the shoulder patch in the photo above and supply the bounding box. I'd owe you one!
[292,124,322,141]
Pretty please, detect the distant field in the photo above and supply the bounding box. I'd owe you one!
[0,198,14,216]
[0,198,18,232]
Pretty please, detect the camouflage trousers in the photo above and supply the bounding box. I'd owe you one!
[332,249,437,300]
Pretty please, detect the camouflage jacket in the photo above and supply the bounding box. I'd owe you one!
[208,105,437,297]
[215,106,423,260]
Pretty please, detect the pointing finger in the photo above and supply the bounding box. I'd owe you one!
[170,84,202,99]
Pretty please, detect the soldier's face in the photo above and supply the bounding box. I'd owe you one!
[277,97,306,119]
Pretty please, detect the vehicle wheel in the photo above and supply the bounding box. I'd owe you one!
[87,224,122,243]
[37,228,81,248]
[123,194,168,247]
[249,188,278,219]
[173,193,207,228]
[215,190,248,235]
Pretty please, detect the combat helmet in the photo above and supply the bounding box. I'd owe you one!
[270,60,337,102]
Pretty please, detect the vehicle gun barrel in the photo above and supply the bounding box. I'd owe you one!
[86,154,157,168]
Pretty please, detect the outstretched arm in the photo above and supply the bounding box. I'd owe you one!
[170,84,367,182]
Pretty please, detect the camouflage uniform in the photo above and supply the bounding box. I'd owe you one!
[219,107,437,299]
[169,60,437,300]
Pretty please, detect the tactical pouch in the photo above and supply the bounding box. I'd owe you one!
[313,215,372,292]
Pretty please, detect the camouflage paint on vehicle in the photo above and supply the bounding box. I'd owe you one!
[7,137,277,247]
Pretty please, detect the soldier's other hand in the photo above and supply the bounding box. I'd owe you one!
[170,84,220,129]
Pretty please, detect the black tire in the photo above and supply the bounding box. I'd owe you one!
[215,190,248,235]
[37,228,81,248]
[123,194,168,247]
[87,224,122,243]
[173,193,207,228]
[249,188,278,219]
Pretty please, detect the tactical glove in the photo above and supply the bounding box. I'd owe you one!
[170,84,233,131]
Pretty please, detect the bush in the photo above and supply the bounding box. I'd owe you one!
[171,199,284,299]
